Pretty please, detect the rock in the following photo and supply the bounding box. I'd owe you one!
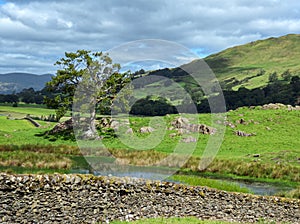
[49,118,73,134]
[169,133,177,138]
[235,130,255,137]
[110,121,120,130]
[181,136,197,143]
[236,118,246,124]
[177,128,190,135]
[225,121,236,128]
[171,117,216,135]
[261,103,287,110]
[125,128,133,135]
[171,117,189,129]
[140,127,155,133]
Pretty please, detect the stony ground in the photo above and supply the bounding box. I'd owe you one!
[0,173,299,223]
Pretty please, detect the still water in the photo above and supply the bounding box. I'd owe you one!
[71,169,293,196]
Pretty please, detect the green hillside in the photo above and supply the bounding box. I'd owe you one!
[204,34,300,89]
[143,34,300,91]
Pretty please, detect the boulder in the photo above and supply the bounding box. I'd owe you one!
[110,120,120,130]
[171,117,189,129]
[49,118,73,134]
[235,130,255,137]
[125,128,134,135]
[181,136,197,143]
[140,126,155,133]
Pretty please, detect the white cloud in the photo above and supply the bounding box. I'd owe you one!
[0,0,300,73]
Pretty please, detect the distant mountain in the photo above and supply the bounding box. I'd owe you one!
[0,73,53,94]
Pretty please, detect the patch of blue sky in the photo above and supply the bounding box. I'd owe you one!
[191,48,208,58]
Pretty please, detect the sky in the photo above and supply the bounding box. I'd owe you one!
[1,0,300,74]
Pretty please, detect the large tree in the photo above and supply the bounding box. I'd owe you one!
[45,50,130,138]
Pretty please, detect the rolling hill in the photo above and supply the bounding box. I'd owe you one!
[145,34,300,90]
[0,73,52,94]
[204,33,300,89]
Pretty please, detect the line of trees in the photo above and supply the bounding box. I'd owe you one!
[0,87,50,105]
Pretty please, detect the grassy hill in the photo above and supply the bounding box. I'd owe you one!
[204,34,300,89]
[143,34,300,91]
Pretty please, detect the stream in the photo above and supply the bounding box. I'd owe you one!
[71,169,293,196]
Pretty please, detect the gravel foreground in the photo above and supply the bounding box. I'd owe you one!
[0,173,299,223]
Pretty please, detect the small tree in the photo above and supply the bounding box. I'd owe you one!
[45,50,130,138]
[281,69,292,81]
[268,72,278,83]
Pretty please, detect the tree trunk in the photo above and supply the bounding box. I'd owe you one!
[82,98,98,139]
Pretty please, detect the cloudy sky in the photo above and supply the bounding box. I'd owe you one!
[1,0,300,74]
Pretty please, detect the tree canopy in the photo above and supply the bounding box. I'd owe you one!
[45,50,131,138]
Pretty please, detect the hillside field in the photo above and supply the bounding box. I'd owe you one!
[0,104,299,189]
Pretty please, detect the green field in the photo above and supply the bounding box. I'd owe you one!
[0,104,299,197]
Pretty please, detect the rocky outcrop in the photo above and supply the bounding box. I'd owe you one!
[171,117,216,135]
[140,126,155,133]
[48,118,73,134]
[0,173,299,224]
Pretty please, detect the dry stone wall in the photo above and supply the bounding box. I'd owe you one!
[0,173,299,223]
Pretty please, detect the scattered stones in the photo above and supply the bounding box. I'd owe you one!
[0,173,299,223]
[171,117,216,135]
[235,130,255,137]
[260,103,300,111]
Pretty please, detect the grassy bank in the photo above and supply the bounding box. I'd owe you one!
[111,217,277,224]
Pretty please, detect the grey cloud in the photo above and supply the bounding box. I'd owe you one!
[1,0,300,73]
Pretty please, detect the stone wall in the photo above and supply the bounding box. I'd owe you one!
[0,173,299,223]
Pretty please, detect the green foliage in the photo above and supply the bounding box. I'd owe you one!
[268,72,278,83]
[130,96,177,116]
[45,50,128,120]
[276,185,300,199]
[281,69,292,81]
